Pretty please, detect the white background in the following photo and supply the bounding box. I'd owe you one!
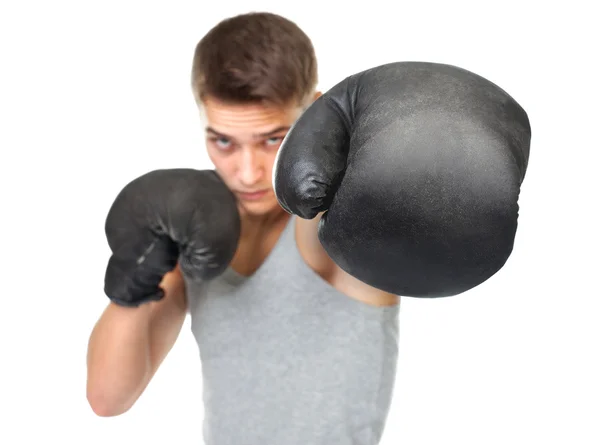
[1,1,598,444]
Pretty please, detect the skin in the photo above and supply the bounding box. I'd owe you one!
[86,90,398,418]
[201,93,399,306]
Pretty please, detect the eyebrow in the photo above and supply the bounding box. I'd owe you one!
[205,126,290,139]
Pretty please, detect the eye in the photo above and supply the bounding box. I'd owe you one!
[265,137,283,147]
[210,137,232,149]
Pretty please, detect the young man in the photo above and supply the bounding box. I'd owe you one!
[87,12,400,445]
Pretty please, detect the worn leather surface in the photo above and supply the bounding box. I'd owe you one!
[104,169,240,306]
[274,61,531,297]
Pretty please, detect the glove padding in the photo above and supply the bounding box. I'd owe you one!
[104,168,240,306]
[273,61,531,298]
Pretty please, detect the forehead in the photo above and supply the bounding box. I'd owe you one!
[200,97,302,137]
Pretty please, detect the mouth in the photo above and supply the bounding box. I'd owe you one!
[236,189,270,201]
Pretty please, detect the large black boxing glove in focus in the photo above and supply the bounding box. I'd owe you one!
[104,169,240,306]
[273,62,531,298]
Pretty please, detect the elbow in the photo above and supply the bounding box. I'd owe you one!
[86,385,132,418]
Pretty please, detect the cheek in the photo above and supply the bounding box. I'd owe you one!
[265,150,280,186]
[207,148,237,182]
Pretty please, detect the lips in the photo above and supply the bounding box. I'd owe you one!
[237,189,269,201]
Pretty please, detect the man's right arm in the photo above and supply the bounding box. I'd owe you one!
[86,265,188,417]
[89,168,240,416]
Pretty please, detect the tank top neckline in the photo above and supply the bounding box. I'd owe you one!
[220,215,296,285]
[218,216,400,318]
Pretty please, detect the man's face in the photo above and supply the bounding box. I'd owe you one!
[199,96,308,217]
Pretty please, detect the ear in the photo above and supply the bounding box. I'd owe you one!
[300,91,323,112]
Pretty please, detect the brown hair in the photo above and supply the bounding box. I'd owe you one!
[191,12,318,107]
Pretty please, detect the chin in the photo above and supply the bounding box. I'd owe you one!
[239,199,282,216]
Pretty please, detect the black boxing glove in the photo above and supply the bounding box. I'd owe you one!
[104,169,240,306]
[273,61,531,298]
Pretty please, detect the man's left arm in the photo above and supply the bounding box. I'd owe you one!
[295,213,399,307]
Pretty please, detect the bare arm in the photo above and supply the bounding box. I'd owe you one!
[86,265,187,417]
[294,212,334,273]
[296,214,399,306]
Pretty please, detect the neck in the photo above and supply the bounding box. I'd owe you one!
[239,207,290,238]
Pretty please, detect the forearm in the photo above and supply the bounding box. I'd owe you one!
[86,267,187,416]
[86,302,154,416]
[300,211,326,249]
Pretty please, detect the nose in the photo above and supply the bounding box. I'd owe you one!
[238,147,264,187]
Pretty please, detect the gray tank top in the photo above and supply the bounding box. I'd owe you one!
[185,216,400,444]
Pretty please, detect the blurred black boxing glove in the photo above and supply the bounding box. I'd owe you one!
[104,169,240,306]
[273,61,531,298]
